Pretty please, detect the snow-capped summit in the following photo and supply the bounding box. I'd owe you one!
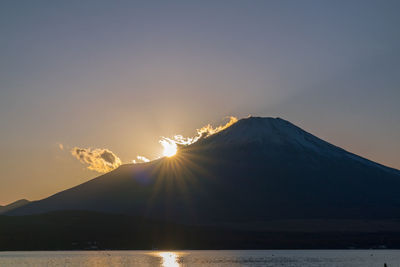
[193,116,399,175]
[202,117,336,151]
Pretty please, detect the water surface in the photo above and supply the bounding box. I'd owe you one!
[0,250,399,267]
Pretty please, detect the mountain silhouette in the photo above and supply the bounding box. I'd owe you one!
[8,117,400,227]
[0,199,29,214]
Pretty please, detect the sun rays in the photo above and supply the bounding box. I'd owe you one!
[127,117,237,219]
[140,146,216,223]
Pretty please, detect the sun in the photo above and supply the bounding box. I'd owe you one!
[160,139,177,157]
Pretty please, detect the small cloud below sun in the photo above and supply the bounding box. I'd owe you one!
[133,155,150,164]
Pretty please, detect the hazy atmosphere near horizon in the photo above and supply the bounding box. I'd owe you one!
[1,0,399,206]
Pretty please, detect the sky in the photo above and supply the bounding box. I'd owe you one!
[1,0,399,205]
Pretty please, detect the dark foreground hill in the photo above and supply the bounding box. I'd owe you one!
[2,211,400,250]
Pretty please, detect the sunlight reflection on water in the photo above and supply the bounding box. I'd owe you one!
[158,252,180,267]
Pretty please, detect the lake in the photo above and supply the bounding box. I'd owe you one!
[0,250,399,266]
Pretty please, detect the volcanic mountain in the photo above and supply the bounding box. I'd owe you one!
[8,117,400,225]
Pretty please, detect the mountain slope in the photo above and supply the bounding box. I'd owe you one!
[8,117,400,226]
[0,199,30,214]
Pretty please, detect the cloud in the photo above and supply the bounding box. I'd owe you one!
[133,155,150,164]
[58,143,64,150]
[159,116,238,155]
[70,117,238,169]
[71,147,122,173]
[196,116,238,138]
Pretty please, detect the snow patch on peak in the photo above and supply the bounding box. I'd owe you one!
[205,116,336,152]
[197,116,400,175]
